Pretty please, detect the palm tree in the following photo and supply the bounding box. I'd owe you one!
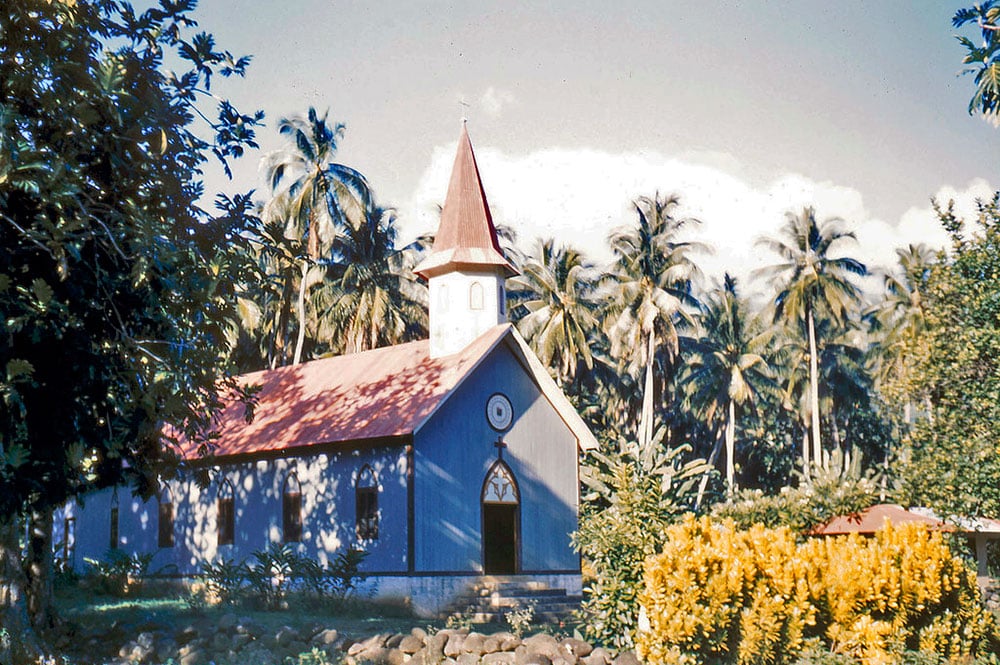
[755,207,867,472]
[509,239,599,388]
[314,206,427,354]
[683,274,777,497]
[262,107,372,364]
[603,193,707,449]
[868,244,934,423]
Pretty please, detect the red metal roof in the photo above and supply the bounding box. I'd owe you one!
[414,124,518,278]
[180,325,512,461]
[810,503,954,536]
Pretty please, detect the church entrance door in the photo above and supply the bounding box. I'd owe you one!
[481,460,519,574]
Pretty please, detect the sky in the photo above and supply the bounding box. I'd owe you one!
[193,1,998,294]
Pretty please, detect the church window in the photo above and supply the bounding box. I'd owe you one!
[470,281,484,310]
[482,461,519,504]
[438,284,449,312]
[109,488,119,550]
[217,479,235,547]
[158,487,174,548]
[282,473,302,543]
[498,283,505,316]
[355,465,379,540]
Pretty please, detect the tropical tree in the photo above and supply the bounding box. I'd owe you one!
[313,206,428,354]
[682,275,777,496]
[0,0,260,652]
[509,239,599,388]
[954,2,1000,125]
[603,193,707,449]
[755,207,866,473]
[868,244,935,423]
[262,107,372,364]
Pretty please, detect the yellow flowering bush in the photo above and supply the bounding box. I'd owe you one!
[636,517,997,665]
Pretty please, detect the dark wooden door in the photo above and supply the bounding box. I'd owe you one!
[482,503,518,574]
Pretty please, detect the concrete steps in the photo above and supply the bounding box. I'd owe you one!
[445,577,583,625]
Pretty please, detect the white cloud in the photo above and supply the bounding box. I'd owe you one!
[479,87,516,118]
[399,143,994,298]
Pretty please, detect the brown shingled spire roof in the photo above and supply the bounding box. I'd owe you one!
[414,124,518,279]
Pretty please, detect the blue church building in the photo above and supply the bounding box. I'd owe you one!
[57,126,597,614]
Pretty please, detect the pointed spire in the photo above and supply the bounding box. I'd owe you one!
[414,124,518,279]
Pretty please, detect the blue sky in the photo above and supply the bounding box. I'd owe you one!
[193,1,998,288]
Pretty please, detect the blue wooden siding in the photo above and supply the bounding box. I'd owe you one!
[60,444,408,575]
[413,341,580,572]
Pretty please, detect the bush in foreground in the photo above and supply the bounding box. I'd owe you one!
[637,516,998,664]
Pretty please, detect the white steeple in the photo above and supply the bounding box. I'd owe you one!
[414,125,518,358]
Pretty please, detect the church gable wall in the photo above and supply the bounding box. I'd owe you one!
[59,444,409,576]
[412,341,580,573]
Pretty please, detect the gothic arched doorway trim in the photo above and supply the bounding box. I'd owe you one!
[481,459,520,574]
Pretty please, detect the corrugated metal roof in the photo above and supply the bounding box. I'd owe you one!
[181,325,511,460]
[414,124,517,278]
[810,503,954,535]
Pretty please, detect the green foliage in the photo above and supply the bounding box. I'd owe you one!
[715,449,882,534]
[954,2,1000,125]
[895,195,1000,518]
[637,518,998,665]
[82,550,156,597]
[202,557,245,606]
[286,647,341,665]
[572,428,710,651]
[0,0,262,517]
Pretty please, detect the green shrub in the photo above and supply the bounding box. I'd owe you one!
[245,542,302,609]
[636,517,998,665]
[202,556,245,605]
[82,549,156,596]
[572,428,710,651]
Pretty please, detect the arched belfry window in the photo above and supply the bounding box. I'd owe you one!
[469,281,484,310]
[218,479,235,547]
[498,283,506,316]
[482,460,519,504]
[356,465,379,540]
[109,487,120,550]
[158,486,174,548]
[282,473,302,543]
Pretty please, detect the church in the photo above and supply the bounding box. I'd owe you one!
[56,126,597,614]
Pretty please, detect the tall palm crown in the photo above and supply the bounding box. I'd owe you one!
[756,206,867,471]
[604,193,707,447]
[510,239,599,387]
[264,107,371,260]
[315,207,427,355]
[683,274,776,494]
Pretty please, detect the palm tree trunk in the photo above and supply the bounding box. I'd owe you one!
[293,260,309,365]
[801,425,810,483]
[726,400,736,497]
[807,307,822,469]
[638,332,655,450]
[695,429,725,508]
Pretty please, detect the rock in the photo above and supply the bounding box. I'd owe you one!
[483,653,517,665]
[443,633,466,657]
[424,633,447,663]
[275,626,301,647]
[483,636,501,654]
[399,635,425,654]
[179,648,207,665]
[456,654,480,665]
[387,648,408,665]
[212,632,231,651]
[313,629,340,646]
[500,636,522,651]
[118,643,133,659]
[552,658,574,665]
[136,632,156,650]
[232,633,253,649]
[386,633,405,649]
[522,634,560,660]
[612,651,641,665]
[462,632,486,655]
[217,612,239,632]
[582,647,611,665]
[411,626,429,640]
[515,648,552,665]
[349,634,386,657]
[560,638,592,658]
[287,639,310,657]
